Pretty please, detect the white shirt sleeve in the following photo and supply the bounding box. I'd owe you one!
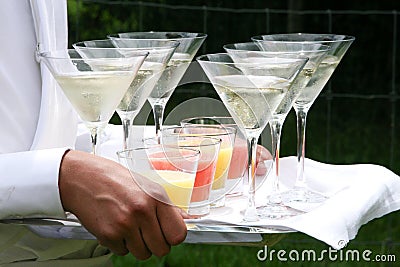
[0,148,69,220]
[0,1,112,264]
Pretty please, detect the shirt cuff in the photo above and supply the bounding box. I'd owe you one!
[0,148,69,219]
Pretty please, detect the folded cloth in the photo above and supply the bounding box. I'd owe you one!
[186,156,400,249]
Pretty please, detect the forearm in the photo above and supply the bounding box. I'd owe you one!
[0,148,69,219]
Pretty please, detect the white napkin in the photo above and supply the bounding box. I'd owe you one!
[186,156,400,249]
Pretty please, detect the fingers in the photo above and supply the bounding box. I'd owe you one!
[256,144,272,162]
[124,229,152,260]
[107,245,129,256]
[256,161,267,176]
[256,145,272,176]
[156,203,188,246]
[178,207,192,219]
[97,236,129,256]
[138,213,171,258]
[121,204,185,259]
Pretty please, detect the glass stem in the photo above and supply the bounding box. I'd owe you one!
[119,110,139,149]
[89,126,101,155]
[269,118,283,204]
[122,117,133,150]
[295,106,309,187]
[244,135,259,222]
[153,104,165,136]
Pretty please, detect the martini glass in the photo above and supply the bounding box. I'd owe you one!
[39,49,148,154]
[252,33,355,205]
[74,39,179,149]
[197,53,307,221]
[109,32,207,136]
[224,42,328,218]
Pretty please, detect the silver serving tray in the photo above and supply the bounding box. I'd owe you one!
[0,217,294,244]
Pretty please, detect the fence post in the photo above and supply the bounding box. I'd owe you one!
[138,1,143,31]
[75,0,80,42]
[202,5,208,54]
[265,8,270,33]
[389,10,398,169]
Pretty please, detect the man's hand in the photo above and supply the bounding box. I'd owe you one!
[58,150,187,260]
[256,145,272,175]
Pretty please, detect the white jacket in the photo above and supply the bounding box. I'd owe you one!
[0,0,111,265]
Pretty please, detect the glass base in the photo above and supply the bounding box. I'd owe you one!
[210,188,226,208]
[188,202,210,217]
[257,192,304,219]
[211,196,226,208]
[225,177,243,197]
[257,203,303,219]
[280,187,327,204]
[243,207,259,222]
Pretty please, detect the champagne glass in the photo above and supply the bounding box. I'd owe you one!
[109,32,207,136]
[252,33,355,204]
[117,145,200,211]
[74,39,179,149]
[197,53,307,221]
[224,42,328,218]
[39,49,147,155]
